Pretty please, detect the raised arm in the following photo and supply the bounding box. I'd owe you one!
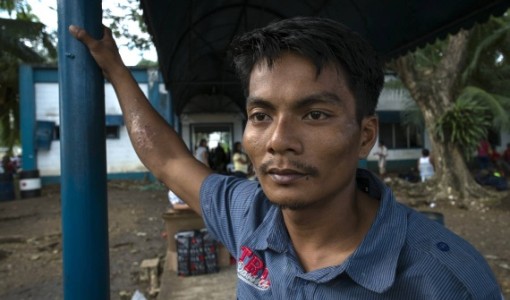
[68,25,212,214]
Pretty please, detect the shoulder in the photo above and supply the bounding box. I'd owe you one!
[400,208,500,297]
[199,174,274,253]
[200,174,268,218]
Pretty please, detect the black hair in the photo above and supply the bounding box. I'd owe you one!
[422,148,430,157]
[229,16,384,124]
[233,141,242,154]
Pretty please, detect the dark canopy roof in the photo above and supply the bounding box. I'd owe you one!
[140,0,510,115]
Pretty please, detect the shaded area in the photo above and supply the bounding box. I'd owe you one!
[140,0,510,116]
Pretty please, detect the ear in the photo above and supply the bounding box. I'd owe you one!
[358,116,378,159]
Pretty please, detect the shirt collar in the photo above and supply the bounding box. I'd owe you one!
[244,169,407,293]
[344,169,407,293]
[242,202,288,253]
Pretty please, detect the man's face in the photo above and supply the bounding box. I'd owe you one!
[243,52,376,209]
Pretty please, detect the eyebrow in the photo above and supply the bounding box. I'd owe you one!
[246,91,343,110]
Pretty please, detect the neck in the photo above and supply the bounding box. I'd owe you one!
[282,187,379,272]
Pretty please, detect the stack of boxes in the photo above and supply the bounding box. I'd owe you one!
[175,229,219,276]
[162,209,232,275]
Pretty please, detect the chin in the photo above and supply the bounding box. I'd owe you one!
[267,196,316,211]
[260,177,323,210]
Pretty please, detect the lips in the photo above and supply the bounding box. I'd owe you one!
[267,168,306,185]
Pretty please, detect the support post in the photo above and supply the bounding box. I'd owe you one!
[19,65,37,170]
[57,0,110,299]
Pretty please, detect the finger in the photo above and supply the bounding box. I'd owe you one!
[102,25,112,37]
[68,25,96,46]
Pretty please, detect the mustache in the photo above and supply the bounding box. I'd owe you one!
[258,159,319,177]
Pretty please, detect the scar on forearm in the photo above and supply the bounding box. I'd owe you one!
[129,112,156,154]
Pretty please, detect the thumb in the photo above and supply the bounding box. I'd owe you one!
[68,25,95,46]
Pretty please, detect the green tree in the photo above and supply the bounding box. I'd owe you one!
[103,0,153,52]
[0,0,56,154]
[102,0,157,67]
[389,13,510,209]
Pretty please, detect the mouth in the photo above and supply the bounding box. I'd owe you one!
[266,167,307,185]
[259,159,319,185]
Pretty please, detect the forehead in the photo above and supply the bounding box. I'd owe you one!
[248,52,353,103]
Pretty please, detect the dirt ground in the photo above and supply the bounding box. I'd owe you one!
[0,177,509,299]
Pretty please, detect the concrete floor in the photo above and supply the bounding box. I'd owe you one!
[158,265,237,300]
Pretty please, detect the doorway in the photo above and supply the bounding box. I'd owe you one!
[191,123,233,173]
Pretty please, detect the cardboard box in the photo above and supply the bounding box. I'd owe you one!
[162,209,206,252]
[162,209,233,272]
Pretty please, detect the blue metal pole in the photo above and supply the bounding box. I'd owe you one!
[57,1,110,299]
[19,64,37,171]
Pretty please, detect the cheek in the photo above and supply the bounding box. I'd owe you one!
[318,124,360,162]
[242,129,262,161]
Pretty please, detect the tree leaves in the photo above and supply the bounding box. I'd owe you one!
[434,87,493,157]
[0,0,56,153]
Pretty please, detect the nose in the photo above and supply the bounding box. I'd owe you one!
[266,116,303,155]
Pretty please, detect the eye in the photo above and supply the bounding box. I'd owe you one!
[305,111,328,120]
[249,112,271,123]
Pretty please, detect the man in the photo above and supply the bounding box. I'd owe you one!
[232,141,250,178]
[194,138,210,167]
[69,16,501,298]
[374,140,388,176]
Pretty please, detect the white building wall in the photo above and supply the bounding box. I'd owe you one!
[367,75,422,163]
[35,82,149,176]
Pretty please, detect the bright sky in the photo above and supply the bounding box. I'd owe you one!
[26,0,158,66]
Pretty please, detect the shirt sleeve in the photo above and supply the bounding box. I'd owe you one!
[199,174,262,257]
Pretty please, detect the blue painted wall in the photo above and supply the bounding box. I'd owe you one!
[19,65,169,186]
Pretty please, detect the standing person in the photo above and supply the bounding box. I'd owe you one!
[194,138,209,167]
[212,143,228,173]
[417,148,435,182]
[374,140,388,176]
[1,155,15,175]
[232,141,250,178]
[70,16,501,298]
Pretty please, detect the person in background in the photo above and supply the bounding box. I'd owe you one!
[476,139,491,170]
[232,141,250,178]
[417,148,435,182]
[491,143,510,177]
[70,16,502,299]
[167,189,191,211]
[1,155,15,175]
[503,143,510,164]
[194,138,209,167]
[212,143,228,173]
[373,140,388,176]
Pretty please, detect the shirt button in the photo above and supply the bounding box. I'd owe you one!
[436,242,450,252]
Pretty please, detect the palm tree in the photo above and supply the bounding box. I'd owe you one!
[389,12,510,209]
